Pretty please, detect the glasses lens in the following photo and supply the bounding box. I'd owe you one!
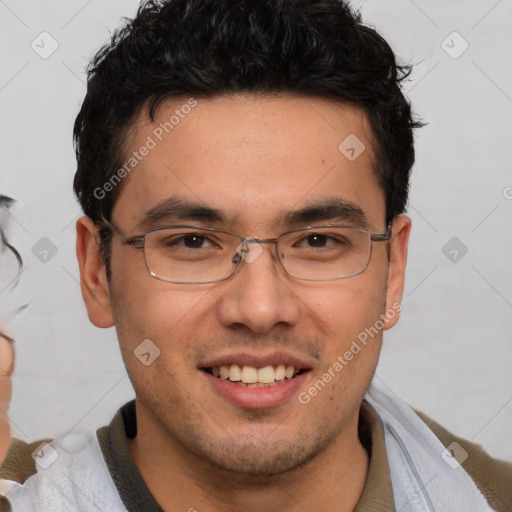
[278,227,371,280]
[144,228,239,283]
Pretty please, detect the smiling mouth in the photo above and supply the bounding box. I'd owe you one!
[202,364,309,387]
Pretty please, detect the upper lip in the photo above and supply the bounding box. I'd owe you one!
[198,350,315,371]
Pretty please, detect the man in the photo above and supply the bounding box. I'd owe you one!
[1,0,511,510]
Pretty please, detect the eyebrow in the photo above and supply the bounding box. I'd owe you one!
[134,196,368,231]
[279,198,368,227]
[135,197,228,231]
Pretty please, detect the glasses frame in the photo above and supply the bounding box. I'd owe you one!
[99,217,392,284]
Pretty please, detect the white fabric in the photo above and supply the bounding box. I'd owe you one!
[364,381,494,512]
[2,431,127,511]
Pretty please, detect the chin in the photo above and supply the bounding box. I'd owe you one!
[179,419,338,479]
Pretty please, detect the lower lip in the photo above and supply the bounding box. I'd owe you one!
[201,370,310,409]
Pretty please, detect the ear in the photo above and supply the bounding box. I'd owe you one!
[384,214,411,330]
[76,216,115,328]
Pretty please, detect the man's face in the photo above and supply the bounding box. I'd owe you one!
[81,94,409,475]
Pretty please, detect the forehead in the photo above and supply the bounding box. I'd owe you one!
[113,93,385,232]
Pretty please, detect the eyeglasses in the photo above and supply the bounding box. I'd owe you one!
[100,218,391,284]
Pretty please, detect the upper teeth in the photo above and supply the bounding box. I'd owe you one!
[213,364,298,383]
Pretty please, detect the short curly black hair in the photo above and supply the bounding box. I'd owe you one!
[73,0,422,272]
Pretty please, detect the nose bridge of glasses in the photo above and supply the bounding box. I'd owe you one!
[233,236,279,265]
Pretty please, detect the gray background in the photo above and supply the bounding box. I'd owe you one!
[1,0,511,461]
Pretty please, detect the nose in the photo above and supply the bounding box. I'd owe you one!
[215,241,301,333]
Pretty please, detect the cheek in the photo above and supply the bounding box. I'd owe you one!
[110,260,213,347]
[303,270,387,340]
[299,267,388,401]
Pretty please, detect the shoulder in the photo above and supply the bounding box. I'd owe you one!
[1,438,51,484]
[1,431,127,511]
[414,409,512,512]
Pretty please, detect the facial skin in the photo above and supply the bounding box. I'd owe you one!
[0,334,13,465]
[77,94,411,511]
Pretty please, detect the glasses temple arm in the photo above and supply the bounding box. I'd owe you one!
[98,216,145,247]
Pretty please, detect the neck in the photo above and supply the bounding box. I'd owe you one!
[128,403,369,512]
